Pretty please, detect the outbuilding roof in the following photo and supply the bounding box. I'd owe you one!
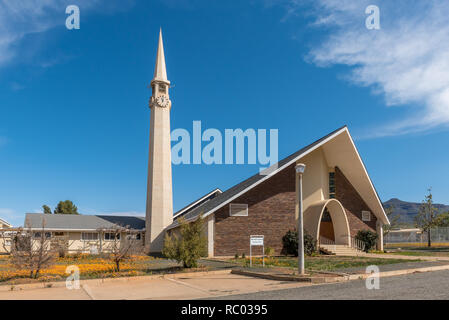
[24,213,145,231]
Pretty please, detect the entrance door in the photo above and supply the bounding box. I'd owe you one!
[319,208,335,242]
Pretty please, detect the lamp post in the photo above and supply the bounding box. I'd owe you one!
[295,163,306,275]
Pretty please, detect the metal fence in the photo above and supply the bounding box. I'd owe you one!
[385,227,449,244]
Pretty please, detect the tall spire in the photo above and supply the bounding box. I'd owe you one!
[153,28,168,82]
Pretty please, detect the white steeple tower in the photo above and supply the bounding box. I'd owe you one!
[145,29,173,253]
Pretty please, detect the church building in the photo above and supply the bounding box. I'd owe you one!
[146,31,390,256]
[23,30,389,257]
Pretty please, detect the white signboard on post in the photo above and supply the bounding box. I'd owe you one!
[250,236,264,246]
[250,235,264,267]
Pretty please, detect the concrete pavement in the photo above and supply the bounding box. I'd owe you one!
[2,255,449,300]
[5,267,449,300]
[0,273,313,300]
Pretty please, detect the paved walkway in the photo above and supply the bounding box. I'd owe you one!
[0,272,313,300]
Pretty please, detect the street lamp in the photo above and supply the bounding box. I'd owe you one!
[295,163,306,275]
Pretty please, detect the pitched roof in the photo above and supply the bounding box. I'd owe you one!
[173,188,222,220]
[0,218,12,228]
[24,214,145,231]
[167,125,384,230]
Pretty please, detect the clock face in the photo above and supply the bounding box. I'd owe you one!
[156,95,170,108]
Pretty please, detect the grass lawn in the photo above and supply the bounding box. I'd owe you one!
[0,254,188,285]
[229,255,418,272]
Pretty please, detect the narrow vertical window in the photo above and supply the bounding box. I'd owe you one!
[329,172,336,199]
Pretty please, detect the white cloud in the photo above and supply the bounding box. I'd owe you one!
[0,0,133,67]
[0,208,14,216]
[286,0,449,138]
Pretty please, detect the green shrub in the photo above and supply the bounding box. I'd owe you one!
[282,230,316,256]
[162,215,207,268]
[264,246,274,257]
[242,253,246,259]
[355,230,378,253]
[234,253,239,259]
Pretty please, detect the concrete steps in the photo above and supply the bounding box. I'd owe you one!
[319,244,367,256]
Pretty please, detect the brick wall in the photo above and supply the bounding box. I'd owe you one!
[214,164,297,256]
[212,165,378,256]
[335,167,377,236]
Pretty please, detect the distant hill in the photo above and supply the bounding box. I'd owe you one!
[383,198,449,226]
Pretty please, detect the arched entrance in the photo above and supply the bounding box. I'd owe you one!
[303,199,350,246]
[319,208,335,241]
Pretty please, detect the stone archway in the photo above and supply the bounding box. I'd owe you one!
[303,199,350,245]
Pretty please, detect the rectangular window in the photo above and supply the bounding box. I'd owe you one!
[81,232,98,241]
[362,211,371,222]
[229,203,248,217]
[104,232,120,241]
[33,232,51,239]
[54,232,64,237]
[329,172,336,199]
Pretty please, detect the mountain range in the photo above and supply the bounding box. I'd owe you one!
[383,198,449,226]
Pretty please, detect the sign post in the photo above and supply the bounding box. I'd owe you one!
[250,235,264,268]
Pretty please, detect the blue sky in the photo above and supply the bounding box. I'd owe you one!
[1,0,449,226]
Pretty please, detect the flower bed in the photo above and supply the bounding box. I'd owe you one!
[0,255,179,283]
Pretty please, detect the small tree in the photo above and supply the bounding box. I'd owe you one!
[415,188,439,247]
[54,200,79,214]
[50,234,73,258]
[355,230,378,253]
[42,205,52,214]
[7,218,55,279]
[97,225,143,272]
[162,216,207,268]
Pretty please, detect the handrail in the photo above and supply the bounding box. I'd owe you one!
[319,236,336,253]
[350,236,365,252]
[319,236,335,245]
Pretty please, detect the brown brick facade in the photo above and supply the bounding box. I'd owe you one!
[214,164,297,256]
[335,167,377,236]
[212,165,377,256]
